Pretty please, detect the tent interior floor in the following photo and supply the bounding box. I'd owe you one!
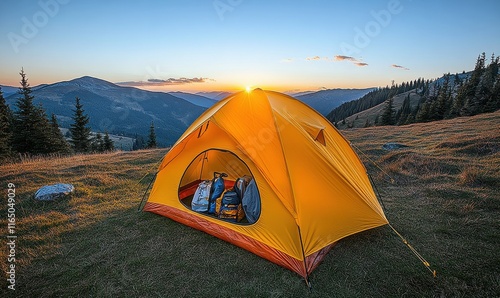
[179,179,250,224]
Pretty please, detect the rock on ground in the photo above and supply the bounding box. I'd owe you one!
[34,183,75,201]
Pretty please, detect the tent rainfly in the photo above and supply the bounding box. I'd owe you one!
[143,89,389,283]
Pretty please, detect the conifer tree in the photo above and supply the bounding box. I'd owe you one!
[103,131,114,151]
[69,97,92,153]
[12,69,54,154]
[380,98,395,125]
[146,121,157,148]
[0,87,13,159]
[484,75,500,112]
[448,83,466,118]
[397,94,412,125]
[478,54,499,113]
[33,105,58,153]
[49,114,71,154]
[132,134,146,150]
[433,74,451,120]
[91,133,104,152]
[453,73,462,87]
[405,100,419,124]
[416,100,431,122]
[462,53,486,115]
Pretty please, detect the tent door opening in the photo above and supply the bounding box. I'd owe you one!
[178,149,261,224]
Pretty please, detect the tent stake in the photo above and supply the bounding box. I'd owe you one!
[388,223,437,277]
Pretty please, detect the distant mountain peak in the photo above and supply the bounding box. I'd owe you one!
[4,76,208,145]
[53,76,119,91]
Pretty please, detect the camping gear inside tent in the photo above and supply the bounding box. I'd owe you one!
[143,89,389,282]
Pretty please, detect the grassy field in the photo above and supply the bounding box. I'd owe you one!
[1,111,499,297]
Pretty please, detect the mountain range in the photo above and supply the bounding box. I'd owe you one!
[2,76,373,145]
[167,91,217,108]
[3,76,206,146]
[195,91,233,101]
[295,88,375,116]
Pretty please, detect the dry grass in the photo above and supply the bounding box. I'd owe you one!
[0,111,499,297]
[343,111,500,297]
[0,149,167,295]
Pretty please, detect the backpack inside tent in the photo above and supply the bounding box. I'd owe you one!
[143,88,389,282]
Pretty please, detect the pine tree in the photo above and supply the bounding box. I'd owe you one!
[404,98,420,124]
[132,134,146,150]
[103,131,114,151]
[146,121,157,148]
[484,75,500,112]
[33,105,57,153]
[416,100,431,122]
[69,97,92,153]
[448,83,466,118]
[49,114,71,154]
[0,87,13,160]
[453,73,462,87]
[462,53,486,115]
[433,74,451,120]
[91,133,104,152]
[380,98,395,125]
[480,54,499,113]
[12,69,54,155]
[397,94,412,125]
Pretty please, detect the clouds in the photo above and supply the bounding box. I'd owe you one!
[301,54,367,65]
[306,56,329,61]
[118,77,212,87]
[333,55,368,67]
[391,64,410,70]
[303,55,366,65]
[296,54,409,70]
[333,55,357,62]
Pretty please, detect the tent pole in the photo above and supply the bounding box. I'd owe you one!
[368,173,387,213]
[137,172,157,211]
[297,226,312,291]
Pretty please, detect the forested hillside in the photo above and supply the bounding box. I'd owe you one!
[329,53,500,128]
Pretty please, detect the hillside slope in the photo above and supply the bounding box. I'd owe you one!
[336,89,421,129]
[0,111,498,297]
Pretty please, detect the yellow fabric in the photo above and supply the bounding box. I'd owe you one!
[147,89,388,260]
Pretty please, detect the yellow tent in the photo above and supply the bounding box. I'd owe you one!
[144,89,388,280]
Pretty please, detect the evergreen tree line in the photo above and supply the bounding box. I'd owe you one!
[131,122,158,150]
[327,78,430,124]
[378,52,499,126]
[0,69,118,162]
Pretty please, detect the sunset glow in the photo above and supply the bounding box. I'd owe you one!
[0,1,499,93]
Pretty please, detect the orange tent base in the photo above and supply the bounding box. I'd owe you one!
[144,202,335,279]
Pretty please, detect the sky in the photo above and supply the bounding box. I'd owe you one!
[1,0,499,93]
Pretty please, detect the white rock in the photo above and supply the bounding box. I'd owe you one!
[34,184,75,201]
